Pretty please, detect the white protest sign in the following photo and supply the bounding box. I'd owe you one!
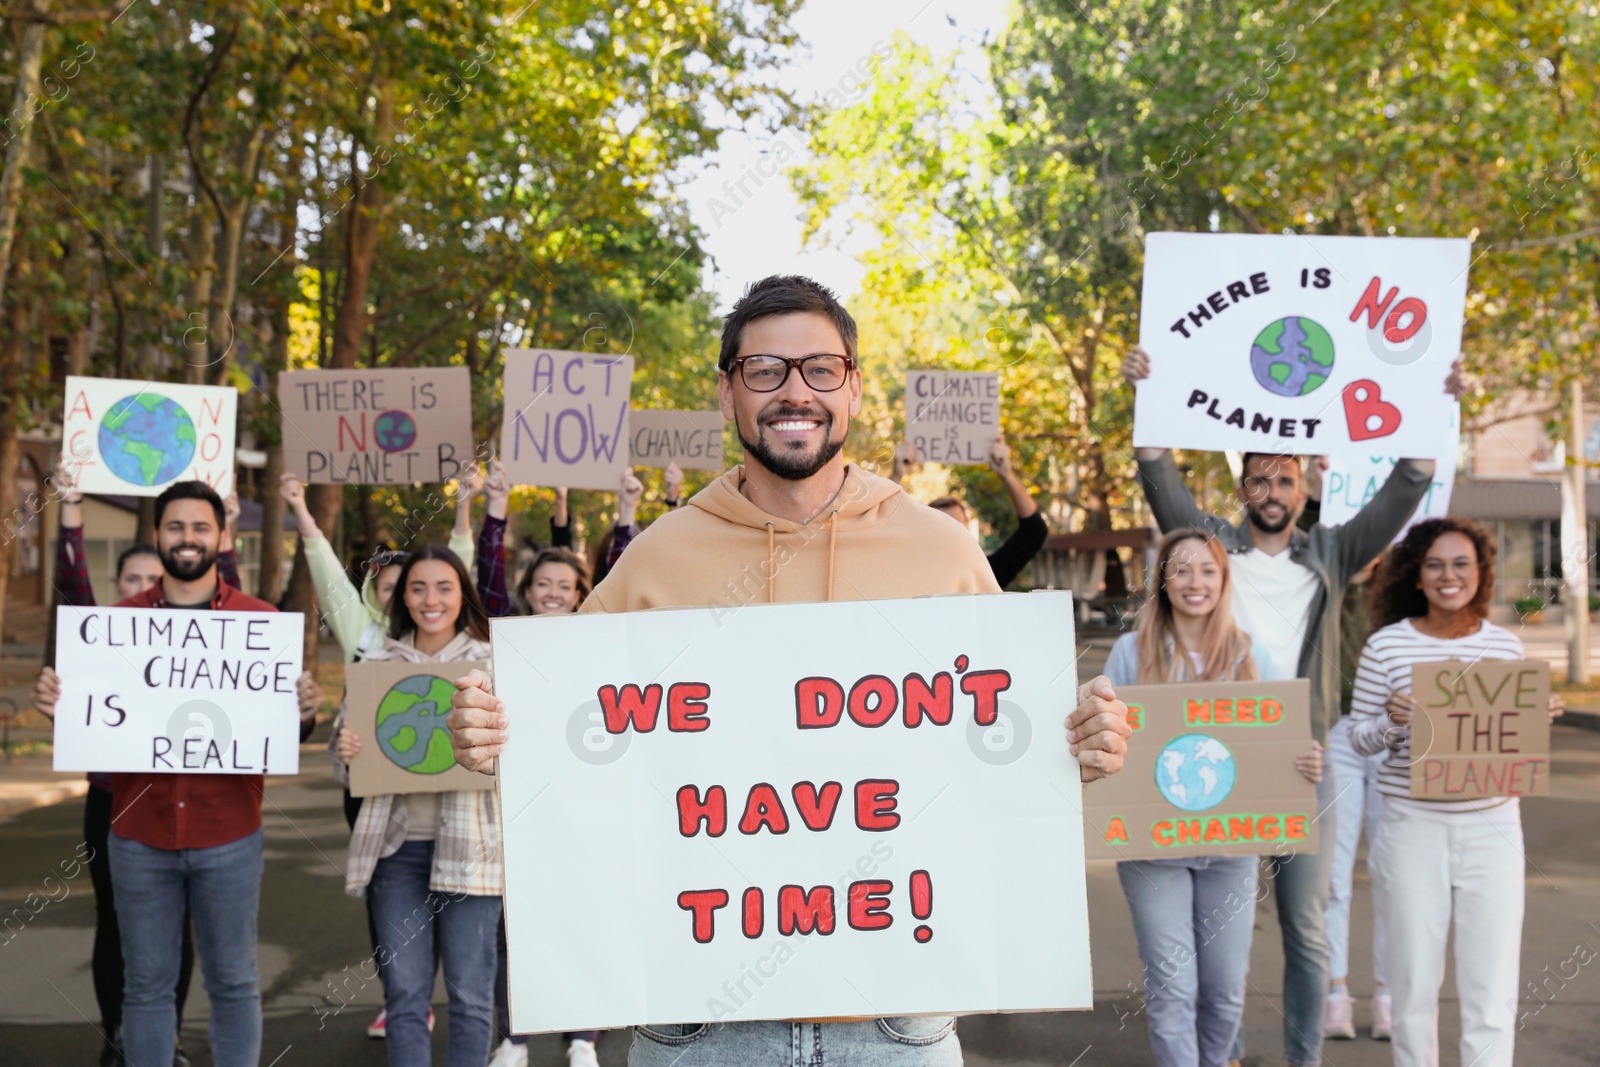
[500,349,633,490]
[63,377,237,497]
[628,409,725,471]
[279,367,475,485]
[493,592,1090,1034]
[1134,233,1468,459]
[1321,414,1460,541]
[905,370,1001,465]
[52,606,304,775]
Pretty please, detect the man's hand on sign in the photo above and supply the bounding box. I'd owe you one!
[618,468,645,527]
[1295,739,1324,784]
[458,462,485,500]
[891,442,918,484]
[988,435,1013,477]
[32,666,60,721]
[334,724,362,763]
[1120,346,1151,385]
[278,473,322,540]
[1444,358,1473,402]
[297,670,323,724]
[1385,689,1417,728]
[1067,675,1132,782]
[449,667,505,774]
[1549,691,1565,722]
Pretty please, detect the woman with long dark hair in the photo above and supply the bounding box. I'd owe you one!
[1104,529,1322,1067]
[332,545,501,1067]
[1347,517,1562,1067]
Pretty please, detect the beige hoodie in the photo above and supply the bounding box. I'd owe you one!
[583,463,1000,614]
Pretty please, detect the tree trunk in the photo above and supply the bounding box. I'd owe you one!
[141,152,166,372]
[136,499,156,545]
[0,3,47,313]
[184,202,215,383]
[309,85,393,539]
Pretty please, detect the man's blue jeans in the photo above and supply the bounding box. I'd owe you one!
[109,827,263,1067]
[369,840,500,1067]
[1119,856,1258,1067]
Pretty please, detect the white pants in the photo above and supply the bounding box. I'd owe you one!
[1369,799,1524,1067]
[1324,716,1388,986]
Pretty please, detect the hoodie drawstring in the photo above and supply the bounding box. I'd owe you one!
[765,521,777,604]
[826,510,839,602]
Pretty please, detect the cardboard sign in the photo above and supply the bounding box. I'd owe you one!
[1320,421,1459,543]
[1083,679,1316,861]
[1134,233,1468,459]
[279,368,474,485]
[492,592,1090,1033]
[905,370,1001,465]
[63,376,237,497]
[628,409,725,471]
[343,659,495,797]
[1409,660,1550,799]
[500,349,634,489]
[52,606,304,774]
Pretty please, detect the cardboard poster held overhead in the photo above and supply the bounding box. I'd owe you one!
[492,592,1091,1034]
[1409,660,1550,800]
[63,376,237,497]
[1083,679,1317,861]
[629,410,724,471]
[500,349,634,489]
[343,660,495,798]
[1320,412,1459,541]
[1134,233,1468,460]
[52,606,304,775]
[279,367,475,485]
[904,370,1001,465]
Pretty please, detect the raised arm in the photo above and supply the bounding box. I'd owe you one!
[447,463,482,570]
[52,452,95,607]
[551,487,571,549]
[1123,347,1228,536]
[476,459,513,617]
[217,491,242,590]
[279,473,369,657]
[986,435,1049,588]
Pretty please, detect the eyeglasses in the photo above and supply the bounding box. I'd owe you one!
[728,353,855,393]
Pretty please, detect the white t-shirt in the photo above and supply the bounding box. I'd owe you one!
[1228,547,1319,682]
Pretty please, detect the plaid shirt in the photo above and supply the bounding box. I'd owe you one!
[341,631,502,897]
[474,515,631,617]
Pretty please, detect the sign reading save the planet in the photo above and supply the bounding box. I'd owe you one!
[279,368,475,485]
[1083,679,1317,861]
[343,659,495,797]
[1134,233,1468,460]
[63,377,237,497]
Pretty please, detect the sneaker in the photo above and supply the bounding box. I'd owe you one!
[488,1038,530,1067]
[367,1008,387,1038]
[1324,988,1356,1039]
[98,1028,124,1067]
[568,1038,600,1067]
[173,1035,191,1067]
[428,1008,436,1033]
[1372,991,1393,1040]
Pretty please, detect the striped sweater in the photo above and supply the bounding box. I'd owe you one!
[1347,617,1527,813]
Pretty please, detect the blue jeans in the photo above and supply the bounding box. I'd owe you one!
[628,1018,961,1067]
[109,827,263,1067]
[1248,772,1334,1067]
[1119,856,1258,1067]
[369,840,501,1067]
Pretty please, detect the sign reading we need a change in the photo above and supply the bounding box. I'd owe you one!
[1409,660,1551,800]
[279,368,474,485]
[344,660,495,798]
[1083,679,1316,861]
[500,349,634,490]
[905,370,1001,465]
[63,377,237,497]
[52,606,305,775]
[492,592,1091,1033]
[1134,233,1468,459]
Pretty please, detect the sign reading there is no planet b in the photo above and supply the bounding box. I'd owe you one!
[279,367,475,485]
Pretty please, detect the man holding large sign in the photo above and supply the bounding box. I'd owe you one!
[450,275,1132,1062]
[1132,233,1467,458]
[35,481,321,1067]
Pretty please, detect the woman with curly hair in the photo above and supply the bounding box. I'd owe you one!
[1347,517,1563,1067]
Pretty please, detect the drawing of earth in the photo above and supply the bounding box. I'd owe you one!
[374,674,457,774]
[1250,316,1335,397]
[1156,733,1237,812]
[374,409,417,453]
[98,394,197,486]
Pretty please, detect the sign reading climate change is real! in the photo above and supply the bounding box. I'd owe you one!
[1134,233,1468,460]
[279,368,475,485]
[905,370,1001,465]
[492,592,1091,1033]
[63,376,237,497]
[1083,679,1316,861]
[52,606,305,775]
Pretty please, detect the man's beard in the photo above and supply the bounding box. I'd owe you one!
[1247,502,1293,534]
[160,542,218,582]
[739,406,844,482]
